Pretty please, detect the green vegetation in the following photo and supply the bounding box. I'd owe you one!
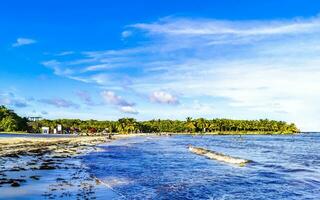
[0,106,299,134]
[30,117,299,135]
[0,106,28,132]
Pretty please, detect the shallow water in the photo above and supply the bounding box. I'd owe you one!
[0,134,117,200]
[82,134,320,200]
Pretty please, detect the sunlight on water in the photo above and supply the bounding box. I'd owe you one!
[82,134,320,200]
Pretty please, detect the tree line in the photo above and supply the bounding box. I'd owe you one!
[0,106,299,134]
[30,117,299,134]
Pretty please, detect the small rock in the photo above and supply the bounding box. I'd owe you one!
[39,165,56,170]
[30,175,40,180]
[11,181,20,187]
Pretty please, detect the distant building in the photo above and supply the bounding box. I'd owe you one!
[57,124,62,134]
[42,127,49,134]
[28,117,42,121]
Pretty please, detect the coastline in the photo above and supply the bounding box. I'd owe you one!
[0,132,302,199]
[0,131,298,137]
[0,134,151,199]
[0,132,315,199]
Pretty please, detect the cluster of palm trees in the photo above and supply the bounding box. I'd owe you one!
[30,117,299,134]
[183,118,299,133]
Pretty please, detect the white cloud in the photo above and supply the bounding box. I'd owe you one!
[120,106,138,114]
[150,91,179,105]
[101,91,138,114]
[42,16,320,130]
[101,91,134,106]
[12,38,36,47]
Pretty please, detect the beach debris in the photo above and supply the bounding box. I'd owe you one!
[188,145,251,166]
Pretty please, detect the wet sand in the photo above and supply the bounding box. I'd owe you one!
[0,136,121,199]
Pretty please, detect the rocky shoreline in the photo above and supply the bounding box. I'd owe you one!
[0,136,119,199]
[0,136,108,157]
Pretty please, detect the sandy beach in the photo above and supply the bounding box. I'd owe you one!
[0,134,150,199]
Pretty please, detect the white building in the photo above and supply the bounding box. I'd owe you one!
[57,124,62,134]
[28,116,42,121]
[42,127,49,134]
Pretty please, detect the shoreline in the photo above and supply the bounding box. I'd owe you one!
[0,132,316,199]
[0,134,151,199]
[0,131,299,137]
[0,131,301,158]
[0,133,154,158]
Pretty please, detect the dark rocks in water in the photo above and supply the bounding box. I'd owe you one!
[44,159,54,163]
[39,164,56,170]
[52,155,69,159]
[0,178,9,185]
[11,181,20,187]
[9,167,26,172]
[31,167,40,170]
[5,153,20,158]
[0,178,26,187]
[27,161,38,166]
[30,175,40,180]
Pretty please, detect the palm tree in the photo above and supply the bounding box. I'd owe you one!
[185,117,196,133]
[195,118,207,133]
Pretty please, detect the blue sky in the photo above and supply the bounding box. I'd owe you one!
[1,0,320,131]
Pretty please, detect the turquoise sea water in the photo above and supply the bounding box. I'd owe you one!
[82,134,320,200]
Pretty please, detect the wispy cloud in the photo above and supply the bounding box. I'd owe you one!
[121,30,133,39]
[12,37,36,47]
[42,60,74,76]
[0,92,29,108]
[42,15,320,130]
[41,111,48,115]
[75,90,95,106]
[39,98,79,109]
[56,51,74,56]
[83,64,112,72]
[132,17,320,36]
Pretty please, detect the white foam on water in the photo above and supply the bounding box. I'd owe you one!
[94,176,133,199]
